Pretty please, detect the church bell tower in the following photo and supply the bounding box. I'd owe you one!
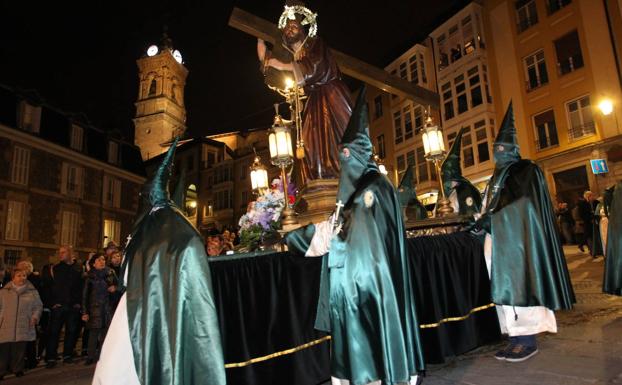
[134,31,188,160]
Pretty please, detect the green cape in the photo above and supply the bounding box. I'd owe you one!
[604,182,622,295]
[124,141,226,385]
[487,160,575,309]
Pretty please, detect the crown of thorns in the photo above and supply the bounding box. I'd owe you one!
[278,5,318,38]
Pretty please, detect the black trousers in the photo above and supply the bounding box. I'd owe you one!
[45,306,80,361]
[0,341,27,376]
[86,328,107,361]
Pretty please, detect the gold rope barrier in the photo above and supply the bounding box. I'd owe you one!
[419,303,496,329]
[224,303,496,368]
[224,335,332,368]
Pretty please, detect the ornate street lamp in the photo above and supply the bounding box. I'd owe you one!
[372,147,388,175]
[250,152,269,195]
[421,112,454,217]
[268,105,298,227]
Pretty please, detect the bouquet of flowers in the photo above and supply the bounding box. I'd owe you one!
[238,177,297,251]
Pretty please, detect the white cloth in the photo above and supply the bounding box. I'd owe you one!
[600,210,609,256]
[305,217,334,257]
[331,375,420,385]
[92,294,140,385]
[483,234,557,336]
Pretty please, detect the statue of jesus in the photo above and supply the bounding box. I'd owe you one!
[257,3,352,182]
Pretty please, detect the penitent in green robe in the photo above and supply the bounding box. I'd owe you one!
[604,182,622,295]
[487,160,575,309]
[287,170,425,385]
[123,139,226,385]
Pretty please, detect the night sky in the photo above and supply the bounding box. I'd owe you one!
[0,0,470,141]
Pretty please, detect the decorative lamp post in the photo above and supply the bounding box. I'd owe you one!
[268,104,298,227]
[250,152,269,195]
[421,112,454,217]
[372,147,388,175]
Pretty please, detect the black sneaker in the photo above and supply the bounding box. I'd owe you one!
[45,361,57,369]
[505,344,539,362]
[493,343,512,361]
[63,356,74,364]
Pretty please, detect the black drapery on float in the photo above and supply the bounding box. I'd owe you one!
[209,232,500,385]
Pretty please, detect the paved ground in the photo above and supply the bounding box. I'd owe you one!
[3,246,621,385]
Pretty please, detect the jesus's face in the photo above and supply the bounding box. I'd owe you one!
[283,20,305,45]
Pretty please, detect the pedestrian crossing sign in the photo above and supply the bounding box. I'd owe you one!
[590,159,609,174]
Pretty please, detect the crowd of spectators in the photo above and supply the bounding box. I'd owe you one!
[0,242,123,379]
[556,190,604,258]
[206,227,239,257]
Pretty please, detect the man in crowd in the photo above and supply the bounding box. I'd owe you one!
[43,245,83,368]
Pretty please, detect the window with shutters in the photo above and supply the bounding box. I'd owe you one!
[11,146,30,185]
[18,101,41,133]
[516,0,538,33]
[376,135,386,159]
[394,111,403,144]
[403,106,413,140]
[533,109,559,150]
[5,201,26,241]
[103,219,121,247]
[103,175,122,208]
[108,141,119,164]
[60,210,79,246]
[555,30,584,75]
[70,124,83,151]
[566,95,595,140]
[62,163,84,198]
[524,50,549,91]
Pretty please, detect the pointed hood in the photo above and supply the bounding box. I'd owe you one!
[336,86,377,205]
[493,102,521,168]
[398,162,417,207]
[172,166,187,209]
[441,126,467,195]
[149,137,179,207]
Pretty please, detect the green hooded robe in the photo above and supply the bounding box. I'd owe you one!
[124,139,226,385]
[440,126,482,216]
[286,87,424,384]
[398,163,428,221]
[485,103,575,310]
[603,182,622,295]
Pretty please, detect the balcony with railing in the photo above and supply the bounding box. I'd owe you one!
[568,121,596,141]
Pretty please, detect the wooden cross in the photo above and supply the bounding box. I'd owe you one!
[229,7,440,109]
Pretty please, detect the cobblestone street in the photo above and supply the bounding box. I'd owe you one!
[3,246,621,385]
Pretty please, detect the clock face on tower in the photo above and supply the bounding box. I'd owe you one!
[147,45,159,57]
[173,49,183,64]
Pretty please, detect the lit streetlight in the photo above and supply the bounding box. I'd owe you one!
[421,112,454,217]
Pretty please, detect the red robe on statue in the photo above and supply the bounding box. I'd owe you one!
[291,37,352,182]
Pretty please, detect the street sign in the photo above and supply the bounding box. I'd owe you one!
[590,159,609,174]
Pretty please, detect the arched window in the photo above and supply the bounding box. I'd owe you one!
[171,84,177,102]
[148,79,157,96]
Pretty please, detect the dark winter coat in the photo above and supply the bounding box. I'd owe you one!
[81,267,117,329]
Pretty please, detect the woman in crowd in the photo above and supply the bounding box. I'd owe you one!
[0,268,43,379]
[81,253,117,365]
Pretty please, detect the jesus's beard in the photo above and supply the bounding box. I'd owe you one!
[285,32,304,46]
